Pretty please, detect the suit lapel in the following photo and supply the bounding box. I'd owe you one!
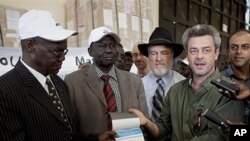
[15,61,67,124]
[86,65,107,108]
[115,68,129,111]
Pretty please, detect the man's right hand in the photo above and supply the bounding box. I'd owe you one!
[129,108,149,126]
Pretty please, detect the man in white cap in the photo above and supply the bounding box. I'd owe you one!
[64,26,148,140]
[0,10,77,140]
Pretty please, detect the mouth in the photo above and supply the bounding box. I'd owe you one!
[154,64,165,68]
[195,62,205,68]
[103,57,115,61]
[135,61,143,65]
[234,57,244,61]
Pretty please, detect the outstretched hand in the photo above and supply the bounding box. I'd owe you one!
[218,80,250,100]
[129,108,149,126]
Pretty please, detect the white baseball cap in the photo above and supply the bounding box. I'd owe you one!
[88,26,120,46]
[18,10,77,41]
[176,58,189,65]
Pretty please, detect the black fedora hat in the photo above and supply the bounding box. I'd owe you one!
[138,27,184,58]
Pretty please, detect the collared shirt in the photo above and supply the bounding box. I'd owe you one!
[21,59,48,92]
[221,64,250,123]
[142,70,185,118]
[95,65,122,112]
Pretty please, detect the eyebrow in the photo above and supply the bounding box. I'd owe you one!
[231,43,250,46]
[189,46,211,49]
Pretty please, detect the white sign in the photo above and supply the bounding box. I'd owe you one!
[0,47,92,79]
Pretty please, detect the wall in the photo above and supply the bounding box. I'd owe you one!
[0,0,67,27]
[66,0,159,49]
[0,0,159,49]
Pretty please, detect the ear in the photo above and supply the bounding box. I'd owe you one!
[215,47,220,60]
[88,47,93,57]
[26,39,36,50]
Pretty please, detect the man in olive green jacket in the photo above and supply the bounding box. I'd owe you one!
[130,24,245,141]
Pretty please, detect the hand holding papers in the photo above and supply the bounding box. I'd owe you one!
[109,112,145,141]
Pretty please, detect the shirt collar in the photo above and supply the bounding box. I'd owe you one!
[21,59,47,87]
[94,65,118,81]
[188,68,221,89]
[225,65,235,76]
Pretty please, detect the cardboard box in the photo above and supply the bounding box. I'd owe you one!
[66,0,155,50]
[0,5,26,47]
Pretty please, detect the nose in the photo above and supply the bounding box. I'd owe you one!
[236,46,243,54]
[137,54,143,60]
[156,54,162,61]
[196,50,204,59]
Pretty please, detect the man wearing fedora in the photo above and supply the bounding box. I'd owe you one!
[138,27,185,122]
[130,24,245,141]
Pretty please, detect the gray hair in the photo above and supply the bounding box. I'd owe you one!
[182,24,221,49]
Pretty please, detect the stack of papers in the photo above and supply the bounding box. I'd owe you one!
[109,112,145,141]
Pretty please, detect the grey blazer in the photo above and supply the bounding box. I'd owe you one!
[64,64,148,136]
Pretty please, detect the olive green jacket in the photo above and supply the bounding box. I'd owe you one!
[156,69,245,141]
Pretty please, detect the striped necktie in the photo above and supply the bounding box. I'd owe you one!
[152,78,165,121]
[101,75,117,130]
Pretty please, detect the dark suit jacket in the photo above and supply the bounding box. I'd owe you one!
[64,65,148,137]
[0,61,76,141]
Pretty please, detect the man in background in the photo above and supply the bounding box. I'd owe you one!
[124,51,133,71]
[176,57,190,78]
[132,42,150,78]
[221,29,250,124]
[115,43,126,70]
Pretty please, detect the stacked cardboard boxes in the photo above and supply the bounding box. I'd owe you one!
[66,0,154,50]
[0,5,26,47]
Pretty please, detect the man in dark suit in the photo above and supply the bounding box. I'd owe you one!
[0,10,77,141]
[64,26,148,140]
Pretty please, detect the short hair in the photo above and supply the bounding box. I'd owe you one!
[125,51,132,57]
[182,24,221,49]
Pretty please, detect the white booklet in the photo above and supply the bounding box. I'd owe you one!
[109,112,145,141]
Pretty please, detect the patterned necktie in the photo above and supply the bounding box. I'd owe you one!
[101,75,117,130]
[152,78,165,121]
[46,78,72,132]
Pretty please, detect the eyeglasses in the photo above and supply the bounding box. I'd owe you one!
[41,45,68,57]
[35,39,68,57]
